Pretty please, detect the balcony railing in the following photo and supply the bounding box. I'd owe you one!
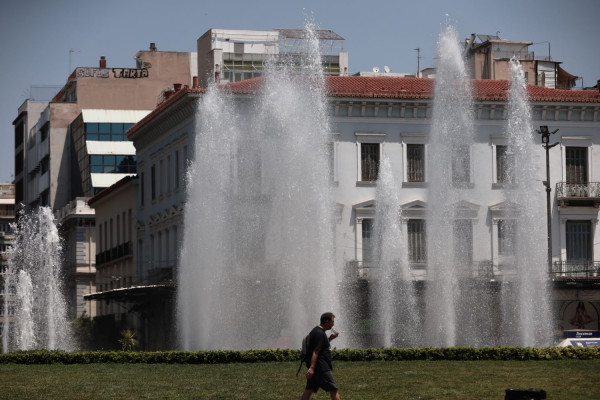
[551,261,600,281]
[96,241,133,266]
[346,260,494,280]
[556,182,600,201]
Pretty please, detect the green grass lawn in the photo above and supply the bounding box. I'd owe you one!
[1,360,598,399]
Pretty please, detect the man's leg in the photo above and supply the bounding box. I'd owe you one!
[301,389,314,400]
[329,389,340,400]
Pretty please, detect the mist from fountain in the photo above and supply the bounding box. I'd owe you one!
[2,207,72,352]
[177,23,342,350]
[373,156,420,347]
[424,23,478,347]
[501,58,553,346]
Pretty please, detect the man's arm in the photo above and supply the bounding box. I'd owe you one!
[306,350,319,379]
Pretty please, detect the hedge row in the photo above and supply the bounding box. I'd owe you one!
[0,347,598,365]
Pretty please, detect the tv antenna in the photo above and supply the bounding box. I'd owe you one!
[414,47,422,77]
[69,49,80,75]
[372,66,380,73]
[384,65,390,73]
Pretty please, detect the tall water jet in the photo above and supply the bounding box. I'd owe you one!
[373,156,420,347]
[501,59,552,346]
[425,23,478,347]
[177,23,340,350]
[2,207,72,352]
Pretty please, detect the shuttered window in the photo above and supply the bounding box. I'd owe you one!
[361,143,379,181]
[566,147,587,184]
[407,144,425,182]
[566,220,592,261]
[408,219,426,263]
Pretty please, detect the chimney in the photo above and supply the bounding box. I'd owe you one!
[173,83,182,91]
[150,43,157,51]
[99,56,106,68]
[192,76,198,88]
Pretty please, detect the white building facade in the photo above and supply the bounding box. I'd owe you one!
[127,77,600,347]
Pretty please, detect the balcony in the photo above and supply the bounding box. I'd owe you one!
[346,260,494,280]
[96,241,133,266]
[556,182,600,207]
[551,261,600,283]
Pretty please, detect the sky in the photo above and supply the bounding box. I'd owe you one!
[1,0,599,182]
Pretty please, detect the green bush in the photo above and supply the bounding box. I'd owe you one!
[0,346,598,365]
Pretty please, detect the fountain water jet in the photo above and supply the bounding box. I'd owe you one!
[373,156,420,347]
[2,207,72,352]
[425,23,477,347]
[177,23,342,350]
[500,58,553,346]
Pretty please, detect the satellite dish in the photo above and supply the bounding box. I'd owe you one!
[373,66,380,73]
[384,65,390,73]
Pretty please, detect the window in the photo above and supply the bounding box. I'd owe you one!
[408,219,426,264]
[84,123,133,141]
[361,219,374,265]
[234,42,244,54]
[566,220,592,261]
[90,155,136,173]
[167,155,171,194]
[407,144,425,182]
[453,219,473,264]
[361,143,379,181]
[140,172,145,206]
[452,144,470,184]
[356,133,384,183]
[566,147,588,184]
[151,164,156,200]
[496,145,513,184]
[402,134,427,185]
[498,219,516,255]
[159,159,164,196]
[175,150,180,189]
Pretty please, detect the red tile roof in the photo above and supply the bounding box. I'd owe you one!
[225,76,600,103]
[127,76,600,138]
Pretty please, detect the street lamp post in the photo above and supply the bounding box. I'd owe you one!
[536,125,559,274]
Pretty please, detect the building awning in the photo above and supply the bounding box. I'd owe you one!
[84,283,174,302]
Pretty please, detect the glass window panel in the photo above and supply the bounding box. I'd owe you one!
[99,133,111,141]
[86,123,99,134]
[91,165,103,173]
[124,123,135,131]
[112,123,124,134]
[112,133,125,141]
[104,165,116,173]
[90,155,103,165]
[87,133,98,141]
[99,123,111,134]
[103,155,116,165]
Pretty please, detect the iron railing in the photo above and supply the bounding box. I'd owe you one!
[346,260,494,279]
[96,241,133,266]
[551,261,600,281]
[556,182,600,199]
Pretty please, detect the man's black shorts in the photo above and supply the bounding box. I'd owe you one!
[306,370,338,393]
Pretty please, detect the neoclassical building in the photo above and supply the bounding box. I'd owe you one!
[122,76,600,348]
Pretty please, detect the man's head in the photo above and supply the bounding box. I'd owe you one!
[320,312,335,330]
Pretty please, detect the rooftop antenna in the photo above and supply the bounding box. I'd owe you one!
[414,47,422,77]
[373,66,380,73]
[384,65,390,73]
[69,49,80,75]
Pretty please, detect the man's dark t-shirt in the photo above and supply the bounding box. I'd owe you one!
[307,326,332,372]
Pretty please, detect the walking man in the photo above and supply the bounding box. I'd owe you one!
[301,312,340,400]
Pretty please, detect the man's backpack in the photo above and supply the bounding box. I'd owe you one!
[296,333,311,376]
